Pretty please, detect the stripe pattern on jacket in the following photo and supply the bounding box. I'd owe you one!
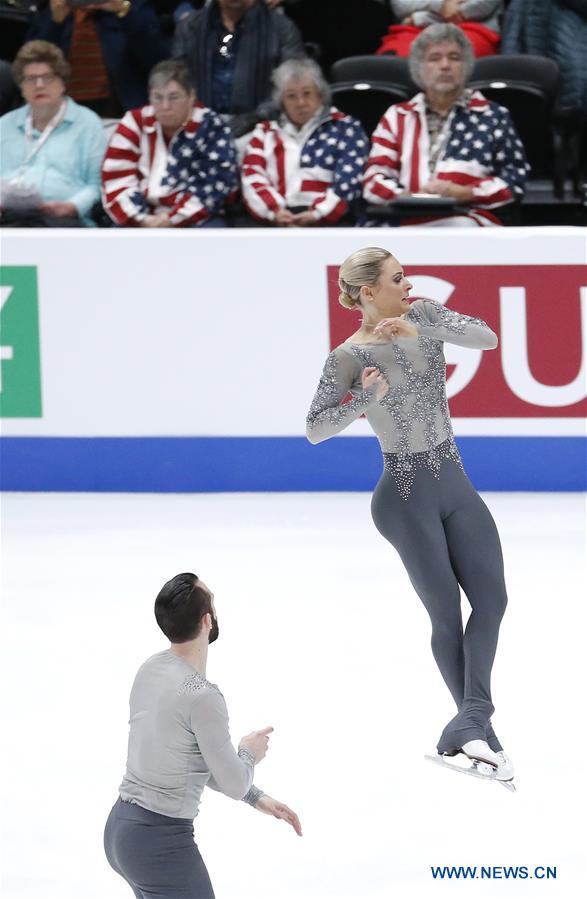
[363,91,529,224]
[102,102,237,226]
[241,107,368,223]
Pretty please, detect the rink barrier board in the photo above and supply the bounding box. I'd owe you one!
[1,436,585,492]
[2,229,586,491]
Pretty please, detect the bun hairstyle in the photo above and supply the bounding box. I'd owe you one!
[338,247,392,310]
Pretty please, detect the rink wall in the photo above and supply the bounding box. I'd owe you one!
[1,227,586,492]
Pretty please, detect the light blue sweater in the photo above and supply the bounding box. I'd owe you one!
[0,97,107,226]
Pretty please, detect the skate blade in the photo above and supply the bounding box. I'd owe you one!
[498,778,516,793]
[425,753,516,791]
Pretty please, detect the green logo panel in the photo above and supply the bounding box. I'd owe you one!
[0,266,42,418]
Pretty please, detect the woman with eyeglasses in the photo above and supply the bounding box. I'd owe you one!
[102,59,238,227]
[0,41,106,227]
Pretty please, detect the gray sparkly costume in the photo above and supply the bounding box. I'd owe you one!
[104,650,264,898]
[306,300,508,753]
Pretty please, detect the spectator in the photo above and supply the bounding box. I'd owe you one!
[241,58,368,225]
[173,0,304,137]
[101,59,237,226]
[377,0,502,58]
[502,0,587,119]
[0,40,106,226]
[363,23,529,226]
[27,0,169,115]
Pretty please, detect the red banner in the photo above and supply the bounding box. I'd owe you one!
[327,265,587,417]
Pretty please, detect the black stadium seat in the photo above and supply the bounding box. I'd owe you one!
[330,55,417,96]
[329,56,418,137]
[330,82,410,137]
[468,55,562,194]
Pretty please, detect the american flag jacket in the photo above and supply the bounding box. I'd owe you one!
[241,106,369,223]
[363,90,529,225]
[101,102,238,227]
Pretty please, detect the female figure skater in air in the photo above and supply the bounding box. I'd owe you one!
[306,246,514,788]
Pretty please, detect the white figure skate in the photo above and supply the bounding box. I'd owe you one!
[425,740,516,792]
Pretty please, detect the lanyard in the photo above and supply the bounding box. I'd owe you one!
[427,107,456,175]
[22,101,67,169]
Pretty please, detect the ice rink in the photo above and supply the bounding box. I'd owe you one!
[1,489,585,899]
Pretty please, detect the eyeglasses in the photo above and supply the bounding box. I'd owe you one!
[150,92,189,105]
[22,73,58,86]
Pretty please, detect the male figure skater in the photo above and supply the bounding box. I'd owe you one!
[105,572,301,898]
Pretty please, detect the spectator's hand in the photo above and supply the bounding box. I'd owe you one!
[402,15,415,24]
[255,795,303,836]
[49,0,71,23]
[40,201,77,218]
[422,179,475,202]
[142,213,171,227]
[239,726,274,763]
[373,317,418,340]
[290,210,319,226]
[441,0,465,22]
[361,366,389,400]
[274,208,296,226]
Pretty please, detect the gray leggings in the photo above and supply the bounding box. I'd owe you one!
[104,797,215,899]
[371,450,508,754]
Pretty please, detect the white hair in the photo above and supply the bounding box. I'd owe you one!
[272,58,331,107]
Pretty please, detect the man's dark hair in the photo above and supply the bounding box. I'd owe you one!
[155,573,212,643]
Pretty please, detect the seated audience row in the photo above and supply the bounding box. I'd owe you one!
[0,25,529,230]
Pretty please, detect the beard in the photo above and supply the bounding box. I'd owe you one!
[208,613,219,644]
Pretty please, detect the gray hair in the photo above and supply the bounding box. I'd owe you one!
[338,247,393,310]
[272,58,331,108]
[148,60,194,94]
[408,24,475,88]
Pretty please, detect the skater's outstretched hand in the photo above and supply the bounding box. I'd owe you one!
[254,794,303,836]
[239,726,273,763]
[373,317,418,340]
[362,366,389,400]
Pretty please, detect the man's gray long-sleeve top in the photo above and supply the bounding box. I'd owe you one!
[119,650,263,818]
[391,0,502,32]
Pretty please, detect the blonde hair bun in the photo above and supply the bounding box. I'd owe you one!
[338,247,392,311]
[338,290,358,310]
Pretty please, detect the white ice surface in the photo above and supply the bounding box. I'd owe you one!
[1,491,585,899]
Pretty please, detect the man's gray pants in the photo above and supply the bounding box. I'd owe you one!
[104,797,215,899]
